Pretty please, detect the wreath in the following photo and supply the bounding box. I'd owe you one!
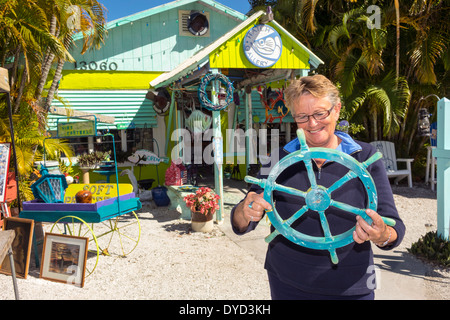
[198,73,234,111]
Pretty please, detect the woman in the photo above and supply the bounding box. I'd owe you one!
[231,74,405,300]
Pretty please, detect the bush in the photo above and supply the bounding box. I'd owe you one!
[408,231,450,268]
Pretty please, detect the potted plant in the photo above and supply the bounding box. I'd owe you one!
[76,151,111,183]
[77,151,111,168]
[183,187,219,232]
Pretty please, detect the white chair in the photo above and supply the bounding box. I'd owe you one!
[370,141,414,188]
[425,122,437,191]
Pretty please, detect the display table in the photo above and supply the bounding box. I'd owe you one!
[166,185,198,220]
[0,230,19,300]
[93,169,120,183]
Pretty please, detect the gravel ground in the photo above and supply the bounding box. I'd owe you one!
[0,179,448,300]
[389,184,449,300]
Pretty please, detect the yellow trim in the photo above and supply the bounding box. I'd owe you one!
[56,70,163,90]
[209,22,310,69]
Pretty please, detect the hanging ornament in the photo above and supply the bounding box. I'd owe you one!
[198,73,234,111]
[146,88,171,116]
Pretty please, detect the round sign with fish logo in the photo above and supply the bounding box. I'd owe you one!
[243,24,282,68]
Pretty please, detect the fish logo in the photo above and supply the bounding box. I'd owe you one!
[244,25,282,68]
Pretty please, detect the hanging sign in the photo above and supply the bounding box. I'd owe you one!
[117,122,136,130]
[57,120,96,137]
[64,183,133,203]
[128,150,169,165]
[243,24,282,68]
[213,136,223,165]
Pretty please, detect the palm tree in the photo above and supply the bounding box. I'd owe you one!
[0,0,67,114]
[249,0,448,157]
[343,72,410,141]
[35,0,107,112]
[0,0,107,204]
[0,108,74,201]
[324,6,411,141]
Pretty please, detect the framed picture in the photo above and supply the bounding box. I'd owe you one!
[0,217,34,279]
[40,233,88,288]
[0,143,11,203]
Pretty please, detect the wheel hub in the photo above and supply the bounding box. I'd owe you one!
[305,186,331,211]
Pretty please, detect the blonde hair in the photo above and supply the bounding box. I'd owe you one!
[284,75,340,109]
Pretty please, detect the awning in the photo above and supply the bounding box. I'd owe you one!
[47,90,158,130]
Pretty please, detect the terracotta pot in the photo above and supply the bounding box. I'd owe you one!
[191,210,214,232]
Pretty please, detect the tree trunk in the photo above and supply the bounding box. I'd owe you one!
[394,0,400,87]
[35,15,58,102]
[371,109,378,141]
[44,58,65,112]
[9,46,21,92]
[13,64,27,113]
[35,52,55,102]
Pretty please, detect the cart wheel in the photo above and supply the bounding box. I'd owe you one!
[50,216,100,277]
[93,211,141,257]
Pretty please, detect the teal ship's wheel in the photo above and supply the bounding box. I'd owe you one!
[245,129,396,264]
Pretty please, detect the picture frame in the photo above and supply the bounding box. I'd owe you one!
[0,217,34,279]
[0,142,11,203]
[40,233,88,288]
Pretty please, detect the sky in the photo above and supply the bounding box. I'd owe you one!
[101,0,252,22]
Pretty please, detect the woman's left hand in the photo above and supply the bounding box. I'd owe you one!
[353,209,393,246]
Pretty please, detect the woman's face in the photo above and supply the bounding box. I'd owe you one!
[292,93,341,148]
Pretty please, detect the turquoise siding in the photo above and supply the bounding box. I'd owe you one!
[47,90,158,130]
[67,2,243,72]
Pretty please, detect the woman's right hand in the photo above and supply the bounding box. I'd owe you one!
[232,191,272,232]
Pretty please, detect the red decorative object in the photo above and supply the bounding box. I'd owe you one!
[257,87,290,124]
[5,171,17,202]
[165,161,187,186]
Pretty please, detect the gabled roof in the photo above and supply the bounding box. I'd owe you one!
[73,0,247,41]
[107,0,247,29]
[149,10,324,89]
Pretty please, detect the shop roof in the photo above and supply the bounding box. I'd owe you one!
[74,0,247,41]
[149,10,324,89]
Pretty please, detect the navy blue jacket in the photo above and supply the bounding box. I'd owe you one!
[231,131,405,296]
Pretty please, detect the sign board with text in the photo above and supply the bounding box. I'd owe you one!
[64,183,133,203]
[57,120,96,138]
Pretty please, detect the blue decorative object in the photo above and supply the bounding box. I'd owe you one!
[245,129,396,264]
[152,186,170,207]
[198,73,234,111]
[31,166,68,203]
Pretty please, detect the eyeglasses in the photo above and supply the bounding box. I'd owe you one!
[293,105,335,123]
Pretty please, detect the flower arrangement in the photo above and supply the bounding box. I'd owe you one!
[183,187,220,215]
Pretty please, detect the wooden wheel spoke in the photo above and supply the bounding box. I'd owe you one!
[284,205,309,226]
[303,159,318,189]
[327,171,357,194]
[273,183,307,198]
[318,210,333,240]
[330,200,365,216]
